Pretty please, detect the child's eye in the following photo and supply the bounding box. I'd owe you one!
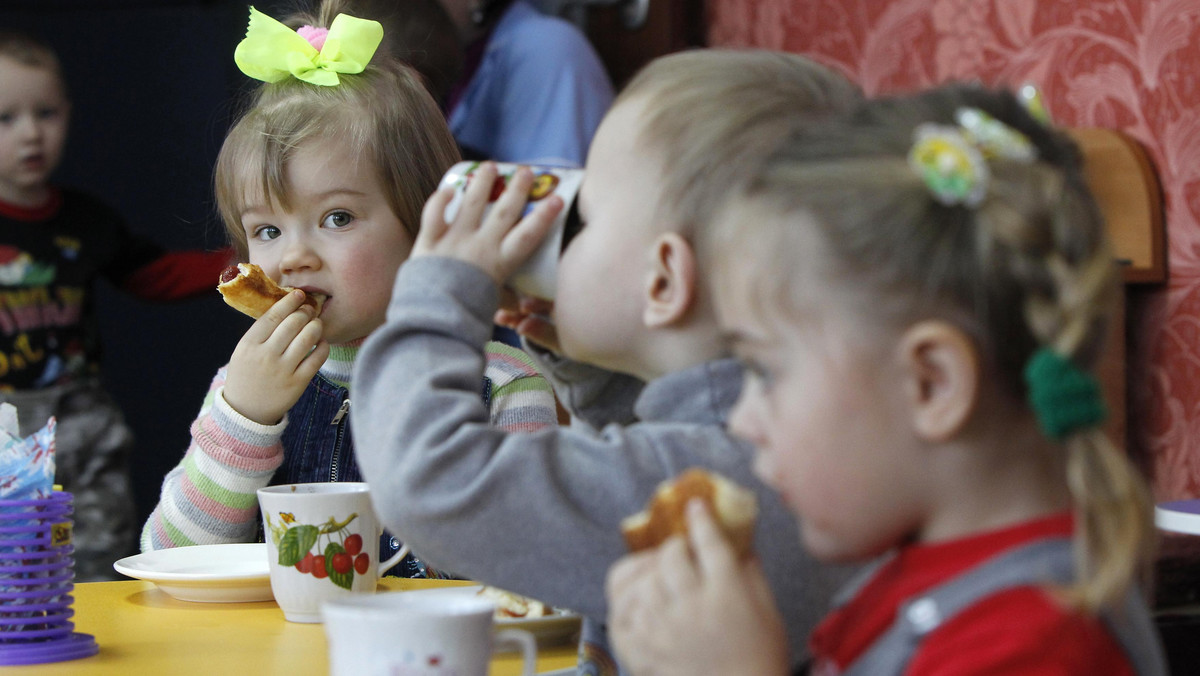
[36,107,61,120]
[0,112,13,125]
[322,211,354,229]
[252,225,280,241]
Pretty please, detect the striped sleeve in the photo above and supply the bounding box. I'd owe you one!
[140,366,287,551]
[482,341,559,432]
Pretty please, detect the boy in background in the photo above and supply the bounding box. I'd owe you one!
[353,50,862,673]
[0,31,229,580]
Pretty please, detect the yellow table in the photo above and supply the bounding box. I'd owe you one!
[12,579,580,675]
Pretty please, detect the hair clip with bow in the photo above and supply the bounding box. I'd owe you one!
[234,6,384,87]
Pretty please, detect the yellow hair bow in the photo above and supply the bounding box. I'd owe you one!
[234,6,383,87]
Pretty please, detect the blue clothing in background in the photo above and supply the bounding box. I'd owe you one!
[448,1,614,167]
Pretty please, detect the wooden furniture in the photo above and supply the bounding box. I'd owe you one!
[1067,128,1166,451]
[17,579,579,675]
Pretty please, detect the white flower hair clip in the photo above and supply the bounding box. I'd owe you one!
[908,107,1037,207]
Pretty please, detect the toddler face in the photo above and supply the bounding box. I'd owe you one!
[237,137,413,344]
[0,57,69,205]
[715,207,929,563]
[553,97,666,375]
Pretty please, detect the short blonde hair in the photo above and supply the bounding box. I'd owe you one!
[709,83,1153,613]
[214,1,459,260]
[614,49,861,237]
[0,31,63,81]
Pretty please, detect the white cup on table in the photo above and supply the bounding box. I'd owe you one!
[322,591,538,676]
[257,482,408,623]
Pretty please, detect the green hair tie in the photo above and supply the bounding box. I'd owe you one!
[1023,347,1107,441]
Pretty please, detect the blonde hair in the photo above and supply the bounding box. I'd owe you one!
[614,49,861,237]
[215,0,460,260]
[709,84,1154,612]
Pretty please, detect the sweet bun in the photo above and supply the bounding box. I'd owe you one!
[620,468,758,559]
[217,263,324,319]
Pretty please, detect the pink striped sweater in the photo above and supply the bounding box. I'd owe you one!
[141,340,557,550]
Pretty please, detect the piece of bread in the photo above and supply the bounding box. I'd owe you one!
[476,585,552,618]
[217,263,323,319]
[620,468,758,559]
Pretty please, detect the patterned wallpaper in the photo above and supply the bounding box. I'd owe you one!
[708,0,1200,500]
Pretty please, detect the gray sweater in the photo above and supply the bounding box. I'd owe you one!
[352,256,856,665]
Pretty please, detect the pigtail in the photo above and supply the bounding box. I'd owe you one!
[982,140,1155,612]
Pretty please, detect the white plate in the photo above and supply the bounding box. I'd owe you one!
[113,543,273,603]
[407,585,582,645]
[1156,499,1200,535]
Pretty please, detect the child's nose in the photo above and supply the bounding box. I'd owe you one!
[279,234,321,272]
[17,115,43,141]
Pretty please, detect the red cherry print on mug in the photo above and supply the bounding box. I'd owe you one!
[312,555,328,578]
[295,552,314,574]
[344,533,363,556]
[354,552,369,575]
[488,175,507,202]
[332,552,353,575]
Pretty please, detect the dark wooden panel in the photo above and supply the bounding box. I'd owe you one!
[583,0,704,89]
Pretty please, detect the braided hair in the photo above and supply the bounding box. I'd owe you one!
[704,83,1154,612]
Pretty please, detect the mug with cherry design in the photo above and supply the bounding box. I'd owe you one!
[257,482,409,623]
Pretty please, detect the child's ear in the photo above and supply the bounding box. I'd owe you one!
[898,321,979,441]
[642,232,697,329]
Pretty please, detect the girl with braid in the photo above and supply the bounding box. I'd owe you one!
[605,83,1168,675]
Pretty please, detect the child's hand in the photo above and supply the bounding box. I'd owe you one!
[222,290,329,425]
[415,162,564,286]
[495,290,560,352]
[606,499,790,676]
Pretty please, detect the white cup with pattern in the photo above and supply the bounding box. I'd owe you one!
[257,482,408,623]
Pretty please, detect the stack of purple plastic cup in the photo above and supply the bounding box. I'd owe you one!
[0,491,98,665]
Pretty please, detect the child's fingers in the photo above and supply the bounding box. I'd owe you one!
[417,187,455,248]
[519,296,554,316]
[503,194,563,262]
[657,534,699,599]
[296,339,330,378]
[484,166,535,235]
[244,290,311,343]
[515,315,559,352]
[456,161,499,230]
[280,317,325,366]
[685,498,740,579]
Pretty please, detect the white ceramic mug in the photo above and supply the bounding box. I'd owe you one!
[257,482,408,623]
[322,591,538,676]
[439,161,584,301]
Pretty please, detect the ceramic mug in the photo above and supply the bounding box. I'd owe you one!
[257,482,408,623]
[439,161,584,301]
[322,591,538,676]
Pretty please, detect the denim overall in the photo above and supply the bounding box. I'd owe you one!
[271,372,493,578]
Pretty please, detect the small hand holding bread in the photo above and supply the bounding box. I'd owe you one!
[217,263,325,318]
[621,468,758,559]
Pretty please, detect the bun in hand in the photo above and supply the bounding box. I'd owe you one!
[217,263,324,319]
[620,468,758,559]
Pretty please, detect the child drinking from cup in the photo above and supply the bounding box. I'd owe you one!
[606,84,1167,675]
[0,30,232,581]
[352,49,863,672]
[140,1,557,578]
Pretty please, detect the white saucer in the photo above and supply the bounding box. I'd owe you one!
[1156,499,1200,535]
[113,543,273,603]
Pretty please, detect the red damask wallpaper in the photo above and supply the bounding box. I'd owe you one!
[708,0,1200,500]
